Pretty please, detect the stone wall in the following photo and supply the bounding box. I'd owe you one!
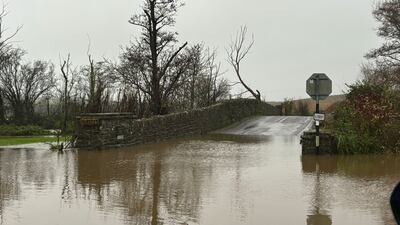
[301,132,338,154]
[74,99,280,149]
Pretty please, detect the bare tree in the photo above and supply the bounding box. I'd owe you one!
[364,0,400,89]
[83,54,116,113]
[227,26,261,101]
[166,44,230,111]
[0,4,21,67]
[86,54,97,112]
[0,49,55,124]
[186,44,204,109]
[296,100,310,116]
[282,98,294,116]
[60,54,76,132]
[188,45,229,107]
[0,4,21,123]
[202,48,230,105]
[121,0,189,115]
[0,88,5,123]
[366,0,400,63]
[69,73,88,116]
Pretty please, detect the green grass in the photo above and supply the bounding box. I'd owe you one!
[0,136,66,146]
[0,125,52,136]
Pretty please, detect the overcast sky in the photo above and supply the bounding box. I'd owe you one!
[6,0,379,101]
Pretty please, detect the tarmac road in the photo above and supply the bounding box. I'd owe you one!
[216,116,313,136]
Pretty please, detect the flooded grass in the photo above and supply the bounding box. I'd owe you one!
[0,136,66,146]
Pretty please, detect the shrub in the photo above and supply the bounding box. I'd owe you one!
[333,103,379,154]
[331,82,400,154]
[282,98,294,115]
[295,100,310,116]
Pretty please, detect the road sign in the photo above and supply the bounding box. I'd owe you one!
[306,73,332,155]
[313,113,325,121]
[306,73,332,100]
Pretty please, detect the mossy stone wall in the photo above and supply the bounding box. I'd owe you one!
[75,99,280,149]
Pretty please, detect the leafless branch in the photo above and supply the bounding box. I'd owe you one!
[226,26,260,101]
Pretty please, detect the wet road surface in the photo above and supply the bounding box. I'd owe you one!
[0,116,399,225]
[216,116,313,136]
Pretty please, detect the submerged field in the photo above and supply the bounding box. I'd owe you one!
[0,136,62,146]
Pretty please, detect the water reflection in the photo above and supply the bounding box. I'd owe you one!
[302,155,400,225]
[76,143,204,224]
[200,133,271,143]
[74,136,266,224]
[306,161,332,225]
[0,137,399,225]
[302,154,400,178]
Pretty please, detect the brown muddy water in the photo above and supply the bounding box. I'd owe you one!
[0,134,399,225]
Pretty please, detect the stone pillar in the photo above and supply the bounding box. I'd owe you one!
[301,132,337,155]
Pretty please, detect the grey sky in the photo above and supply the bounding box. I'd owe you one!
[7,0,379,101]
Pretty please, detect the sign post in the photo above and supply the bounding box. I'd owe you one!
[306,73,332,154]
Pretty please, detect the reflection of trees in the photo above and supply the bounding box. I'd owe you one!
[151,153,160,225]
[302,154,400,225]
[306,161,332,225]
[75,138,257,224]
[0,149,60,222]
[77,149,155,224]
[0,152,18,207]
[158,154,203,224]
[302,155,338,174]
[0,141,331,225]
[202,133,271,144]
[335,155,400,178]
[0,137,258,225]
[302,154,400,178]
[0,152,21,224]
[76,142,205,224]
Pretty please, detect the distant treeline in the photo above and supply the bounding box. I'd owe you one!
[275,95,345,116]
[0,1,238,132]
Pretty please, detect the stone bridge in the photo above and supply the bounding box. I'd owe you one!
[74,99,280,149]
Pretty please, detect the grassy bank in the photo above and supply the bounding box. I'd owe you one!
[0,125,52,136]
[0,136,64,146]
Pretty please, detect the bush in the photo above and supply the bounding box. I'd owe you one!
[333,104,379,154]
[282,98,294,115]
[295,100,310,116]
[0,125,52,136]
[331,82,400,154]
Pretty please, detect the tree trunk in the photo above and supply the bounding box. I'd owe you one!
[63,79,68,133]
[151,154,161,225]
[46,98,50,117]
[12,102,25,125]
[0,91,5,124]
[25,103,35,124]
[190,73,195,109]
[151,84,163,115]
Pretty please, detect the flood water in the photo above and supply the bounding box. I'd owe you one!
[0,134,399,225]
